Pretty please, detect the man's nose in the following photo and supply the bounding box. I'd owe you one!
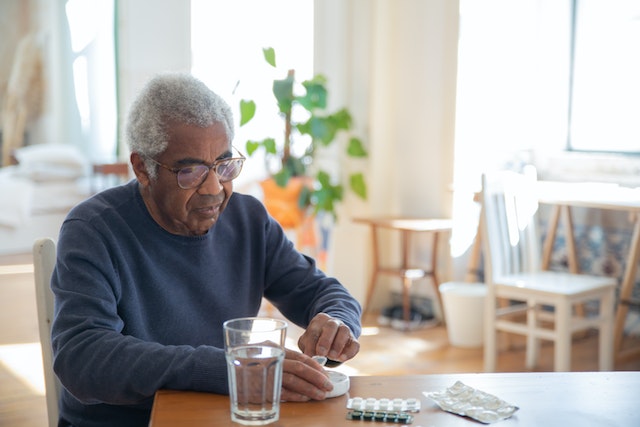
[198,169,224,195]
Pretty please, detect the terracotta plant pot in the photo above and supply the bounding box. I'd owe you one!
[260,177,307,229]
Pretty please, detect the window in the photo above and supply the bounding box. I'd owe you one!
[65,0,117,160]
[568,0,640,154]
[190,0,314,188]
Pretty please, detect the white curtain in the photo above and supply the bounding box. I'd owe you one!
[315,0,458,220]
[315,0,459,304]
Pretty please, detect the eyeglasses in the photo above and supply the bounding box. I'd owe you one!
[147,147,245,189]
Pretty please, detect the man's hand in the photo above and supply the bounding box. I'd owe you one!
[281,349,333,401]
[297,313,360,363]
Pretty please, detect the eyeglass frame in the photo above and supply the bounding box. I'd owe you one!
[145,146,246,189]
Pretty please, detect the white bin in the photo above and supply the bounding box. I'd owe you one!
[439,282,486,348]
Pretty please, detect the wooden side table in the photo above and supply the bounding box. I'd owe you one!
[353,217,453,326]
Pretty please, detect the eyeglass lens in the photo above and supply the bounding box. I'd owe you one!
[177,158,243,188]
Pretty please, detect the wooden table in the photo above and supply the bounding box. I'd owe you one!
[149,372,640,426]
[536,181,640,364]
[352,217,453,325]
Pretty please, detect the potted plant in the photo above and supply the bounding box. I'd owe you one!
[239,47,367,227]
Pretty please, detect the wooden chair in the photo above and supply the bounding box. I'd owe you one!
[91,162,130,193]
[33,237,61,427]
[480,167,616,372]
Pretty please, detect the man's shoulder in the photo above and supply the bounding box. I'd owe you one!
[228,192,268,213]
[68,180,138,219]
[223,192,274,230]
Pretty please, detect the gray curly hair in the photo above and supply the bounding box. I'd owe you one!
[126,72,235,180]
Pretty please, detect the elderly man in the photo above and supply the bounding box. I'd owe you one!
[51,72,361,427]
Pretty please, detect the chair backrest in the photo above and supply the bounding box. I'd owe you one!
[33,237,60,427]
[91,162,130,193]
[480,166,541,283]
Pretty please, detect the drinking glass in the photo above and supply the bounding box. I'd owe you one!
[223,317,287,425]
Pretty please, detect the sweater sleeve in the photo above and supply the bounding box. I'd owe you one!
[259,209,363,339]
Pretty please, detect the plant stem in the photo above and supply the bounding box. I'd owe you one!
[283,69,294,169]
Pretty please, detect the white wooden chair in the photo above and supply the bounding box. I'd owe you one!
[33,237,61,427]
[480,167,616,372]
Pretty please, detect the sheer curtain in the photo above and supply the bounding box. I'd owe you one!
[65,0,117,161]
[315,0,459,304]
[3,0,118,161]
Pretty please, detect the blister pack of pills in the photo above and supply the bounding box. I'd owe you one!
[346,397,421,412]
[346,410,414,424]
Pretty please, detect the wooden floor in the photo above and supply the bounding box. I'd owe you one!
[1,253,639,427]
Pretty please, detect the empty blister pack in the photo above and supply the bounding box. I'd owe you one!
[425,381,519,424]
[346,397,421,412]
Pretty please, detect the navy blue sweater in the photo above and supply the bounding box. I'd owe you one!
[51,180,361,426]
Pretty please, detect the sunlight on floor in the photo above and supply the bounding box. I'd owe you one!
[0,342,45,395]
[0,263,34,275]
[361,326,380,336]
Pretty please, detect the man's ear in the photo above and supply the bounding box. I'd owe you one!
[130,152,151,186]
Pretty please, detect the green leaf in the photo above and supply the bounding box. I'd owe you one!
[350,173,367,199]
[263,138,277,154]
[298,77,327,110]
[239,99,256,126]
[297,109,354,145]
[330,108,352,131]
[297,116,335,145]
[347,137,367,157]
[273,169,291,187]
[311,171,344,215]
[245,138,277,157]
[284,156,307,176]
[245,140,260,156]
[263,47,276,67]
[298,186,312,209]
[273,75,294,114]
[317,170,332,187]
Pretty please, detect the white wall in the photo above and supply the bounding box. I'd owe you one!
[116,0,191,155]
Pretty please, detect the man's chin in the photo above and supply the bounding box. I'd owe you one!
[189,216,219,235]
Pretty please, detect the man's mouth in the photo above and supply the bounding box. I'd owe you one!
[194,204,219,215]
[192,194,226,218]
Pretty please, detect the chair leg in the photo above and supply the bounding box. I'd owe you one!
[525,301,539,369]
[555,301,571,372]
[484,294,497,372]
[496,298,512,351]
[599,289,615,371]
[402,275,412,324]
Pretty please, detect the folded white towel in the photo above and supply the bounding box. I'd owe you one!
[13,144,89,181]
[0,167,34,228]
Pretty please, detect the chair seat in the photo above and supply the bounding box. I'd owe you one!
[496,271,616,297]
